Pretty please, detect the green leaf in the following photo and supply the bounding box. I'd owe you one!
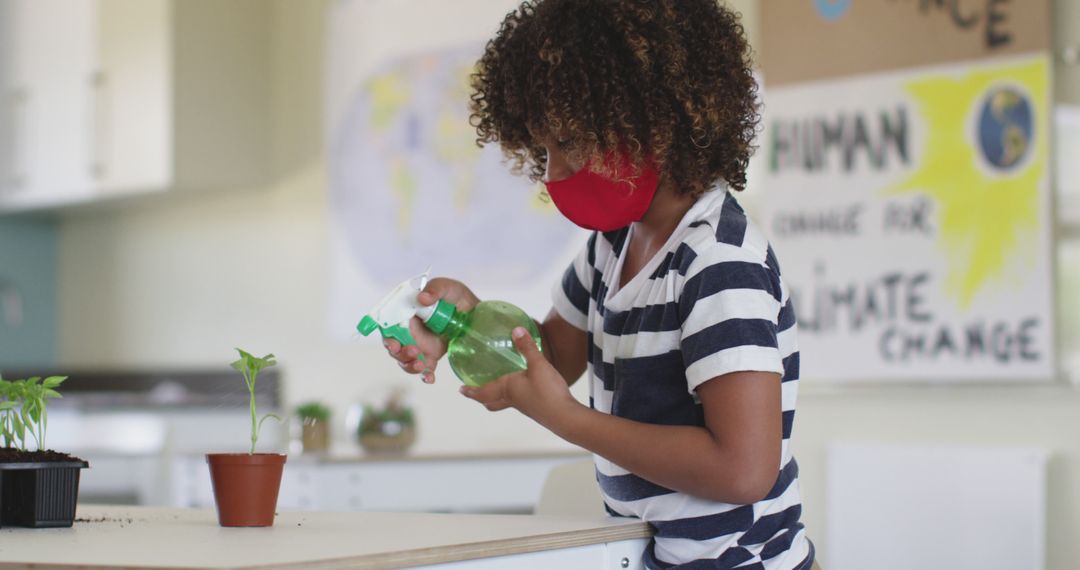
[25,401,41,424]
[232,350,276,381]
[0,379,19,401]
[229,358,249,373]
[43,389,62,399]
[42,376,67,389]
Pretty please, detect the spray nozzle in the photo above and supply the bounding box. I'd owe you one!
[357,270,449,361]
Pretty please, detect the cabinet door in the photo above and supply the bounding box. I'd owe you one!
[0,0,29,199]
[1,0,97,209]
[93,0,170,195]
[0,1,14,193]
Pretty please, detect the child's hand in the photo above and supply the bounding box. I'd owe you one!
[384,277,480,384]
[459,326,583,429]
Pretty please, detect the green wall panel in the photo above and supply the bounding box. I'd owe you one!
[0,218,57,369]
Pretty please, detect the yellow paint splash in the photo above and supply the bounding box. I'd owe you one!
[888,59,1047,308]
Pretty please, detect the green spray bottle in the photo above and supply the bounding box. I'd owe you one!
[357,272,542,387]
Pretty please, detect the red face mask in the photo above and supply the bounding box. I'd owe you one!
[544,154,660,232]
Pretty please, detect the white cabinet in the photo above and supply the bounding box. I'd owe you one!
[0,0,271,213]
[0,1,97,209]
[169,453,591,514]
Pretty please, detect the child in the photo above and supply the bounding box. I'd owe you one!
[382,1,814,568]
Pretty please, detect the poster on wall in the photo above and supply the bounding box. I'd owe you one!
[759,0,1055,382]
[325,0,583,339]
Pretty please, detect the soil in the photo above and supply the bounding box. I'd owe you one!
[74,517,135,524]
[0,448,86,463]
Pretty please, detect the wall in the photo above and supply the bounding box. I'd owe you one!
[1056,0,1080,105]
[54,0,1080,568]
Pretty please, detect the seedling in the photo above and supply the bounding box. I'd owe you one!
[0,374,87,530]
[295,401,331,423]
[0,375,65,451]
[230,349,280,454]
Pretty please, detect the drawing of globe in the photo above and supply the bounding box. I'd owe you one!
[976,87,1034,170]
[329,47,578,289]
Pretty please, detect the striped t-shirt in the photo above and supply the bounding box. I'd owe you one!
[552,189,813,569]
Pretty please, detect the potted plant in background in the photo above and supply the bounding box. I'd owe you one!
[295,401,331,454]
[206,349,286,527]
[0,375,89,528]
[358,387,416,454]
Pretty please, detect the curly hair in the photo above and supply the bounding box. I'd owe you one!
[469,0,760,196]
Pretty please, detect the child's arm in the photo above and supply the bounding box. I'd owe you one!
[537,309,588,387]
[461,328,782,506]
[465,309,587,413]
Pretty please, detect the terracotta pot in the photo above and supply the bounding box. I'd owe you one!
[301,420,329,453]
[205,453,286,527]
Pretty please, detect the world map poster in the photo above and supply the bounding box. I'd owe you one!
[325,38,582,337]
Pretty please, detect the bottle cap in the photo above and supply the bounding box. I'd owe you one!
[421,299,457,334]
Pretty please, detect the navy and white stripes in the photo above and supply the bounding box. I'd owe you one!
[552,189,812,569]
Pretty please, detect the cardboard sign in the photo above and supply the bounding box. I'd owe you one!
[762,0,1050,86]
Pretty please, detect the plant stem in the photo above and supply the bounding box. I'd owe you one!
[249,372,257,454]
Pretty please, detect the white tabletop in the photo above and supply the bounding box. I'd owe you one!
[0,505,652,569]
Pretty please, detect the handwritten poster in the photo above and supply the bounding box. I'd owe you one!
[760,1,1054,382]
